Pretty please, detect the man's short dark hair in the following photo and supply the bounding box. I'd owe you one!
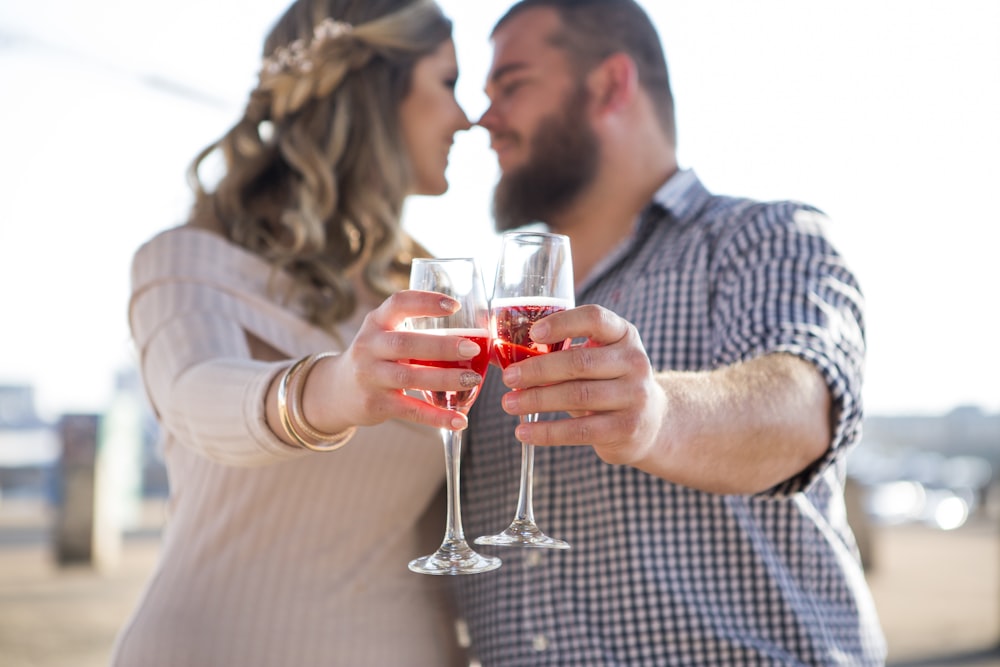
[494,0,676,144]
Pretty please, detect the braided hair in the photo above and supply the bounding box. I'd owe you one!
[188,0,452,329]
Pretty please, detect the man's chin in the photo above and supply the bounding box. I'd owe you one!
[495,154,520,175]
[493,174,554,231]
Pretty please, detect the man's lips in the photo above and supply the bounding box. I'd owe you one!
[490,135,519,166]
[490,133,518,153]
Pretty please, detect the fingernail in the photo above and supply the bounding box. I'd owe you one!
[451,415,467,430]
[440,297,457,312]
[502,392,519,411]
[531,321,549,339]
[458,340,481,358]
[460,372,482,388]
[503,366,520,386]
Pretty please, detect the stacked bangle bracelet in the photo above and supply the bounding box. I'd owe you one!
[277,352,357,452]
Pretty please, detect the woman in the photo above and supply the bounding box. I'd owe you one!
[110,0,477,664]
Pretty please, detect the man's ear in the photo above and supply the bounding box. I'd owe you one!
[587,52,639,116]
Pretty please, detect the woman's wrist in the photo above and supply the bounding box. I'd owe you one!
[277,353,356,452]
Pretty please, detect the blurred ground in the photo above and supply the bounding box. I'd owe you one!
[0,499,997,667]
[865,516,999,666]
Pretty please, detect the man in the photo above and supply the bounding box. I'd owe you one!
[456,0,887,665]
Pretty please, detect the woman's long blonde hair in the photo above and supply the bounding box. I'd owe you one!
[188,0,451,329]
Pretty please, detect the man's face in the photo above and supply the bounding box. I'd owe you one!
[480,8,600,232]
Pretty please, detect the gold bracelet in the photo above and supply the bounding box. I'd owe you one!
[287,353,357,448]
[277,353,357,452]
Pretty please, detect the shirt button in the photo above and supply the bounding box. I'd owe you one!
[454,619,471,648]
[532,635,549,651]
[525,551,542,567]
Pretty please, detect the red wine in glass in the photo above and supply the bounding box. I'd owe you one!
[409,328,490,411]
[491,296,572,368]
[406,257,501,575]
[475,230,574,550]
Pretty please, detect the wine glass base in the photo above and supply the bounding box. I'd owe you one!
[408,541,502,575]
[475,519,571,550]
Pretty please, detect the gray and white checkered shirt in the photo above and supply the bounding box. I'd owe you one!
[455,170,886,666]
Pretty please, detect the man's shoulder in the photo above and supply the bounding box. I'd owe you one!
[699,193,825,225]
[687,195,831,246]
[659,170,827,229]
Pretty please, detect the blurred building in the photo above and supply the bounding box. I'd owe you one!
[864,406,1000,463]
[0,376,166,502]
[0,384,58,498]
[851,406,999,532]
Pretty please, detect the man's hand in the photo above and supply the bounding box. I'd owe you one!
[498,304,667,467]
[497,305,834,495]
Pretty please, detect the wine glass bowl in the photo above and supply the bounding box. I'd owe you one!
[475,231,574,550]
[491,296,573,367]
[406,258,501,575]
[406,327,491,412]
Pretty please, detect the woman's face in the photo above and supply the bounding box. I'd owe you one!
[399,38,471,196]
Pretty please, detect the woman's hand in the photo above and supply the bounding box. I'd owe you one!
[300,290,486,433]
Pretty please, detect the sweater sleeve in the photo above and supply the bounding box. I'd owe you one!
[128,228,333,467]
[139,308,306,467]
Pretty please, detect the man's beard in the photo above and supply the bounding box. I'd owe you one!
[492,85,600,233]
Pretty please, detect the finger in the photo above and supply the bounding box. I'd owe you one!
[368,390,469,431]
[369,329,485,363]
[503,378,629,416]
[513,412,623,448]
[367,359,484,392]
[503,343,630,389]
[516,413,642,464]
[367,290,459,331]
[530,304,630,347]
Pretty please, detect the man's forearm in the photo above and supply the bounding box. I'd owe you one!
[637,353,833,495]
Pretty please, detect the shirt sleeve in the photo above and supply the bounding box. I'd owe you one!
[712,204,866,496]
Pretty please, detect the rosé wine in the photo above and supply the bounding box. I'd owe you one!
[491,296,572,369]
[408,329,489,411]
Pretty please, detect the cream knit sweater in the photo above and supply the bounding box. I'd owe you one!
[110,226,464,666]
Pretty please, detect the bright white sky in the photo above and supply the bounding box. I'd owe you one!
[1,1,998,421]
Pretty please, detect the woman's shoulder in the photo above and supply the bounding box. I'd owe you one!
[132,224,279,295]
[135,224,240,265]
[129,224,340,353]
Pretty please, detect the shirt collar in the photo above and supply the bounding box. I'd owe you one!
[648,168,712,225]
[576,169,709,295]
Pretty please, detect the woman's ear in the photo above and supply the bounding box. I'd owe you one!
[587,52,639,116]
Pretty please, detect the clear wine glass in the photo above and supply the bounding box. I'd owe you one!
[475,231,573,550]
[406,258,502,575]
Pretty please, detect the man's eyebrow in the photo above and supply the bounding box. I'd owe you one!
[488,61,530,87]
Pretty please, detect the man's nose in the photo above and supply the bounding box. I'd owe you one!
[476,104,497,131]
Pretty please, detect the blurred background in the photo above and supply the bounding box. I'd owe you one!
[1,1,998,665]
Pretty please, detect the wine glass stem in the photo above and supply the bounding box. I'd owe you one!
[513,413,539,523]
[440,427,467,544]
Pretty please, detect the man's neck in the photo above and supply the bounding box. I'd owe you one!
[550,158,677,288]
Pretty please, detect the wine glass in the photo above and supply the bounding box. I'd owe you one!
[406,258,502,575]
[475,231,574,550]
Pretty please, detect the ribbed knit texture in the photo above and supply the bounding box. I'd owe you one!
[111,226,464,666]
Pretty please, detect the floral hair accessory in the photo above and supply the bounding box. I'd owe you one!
[261,17,354,76]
